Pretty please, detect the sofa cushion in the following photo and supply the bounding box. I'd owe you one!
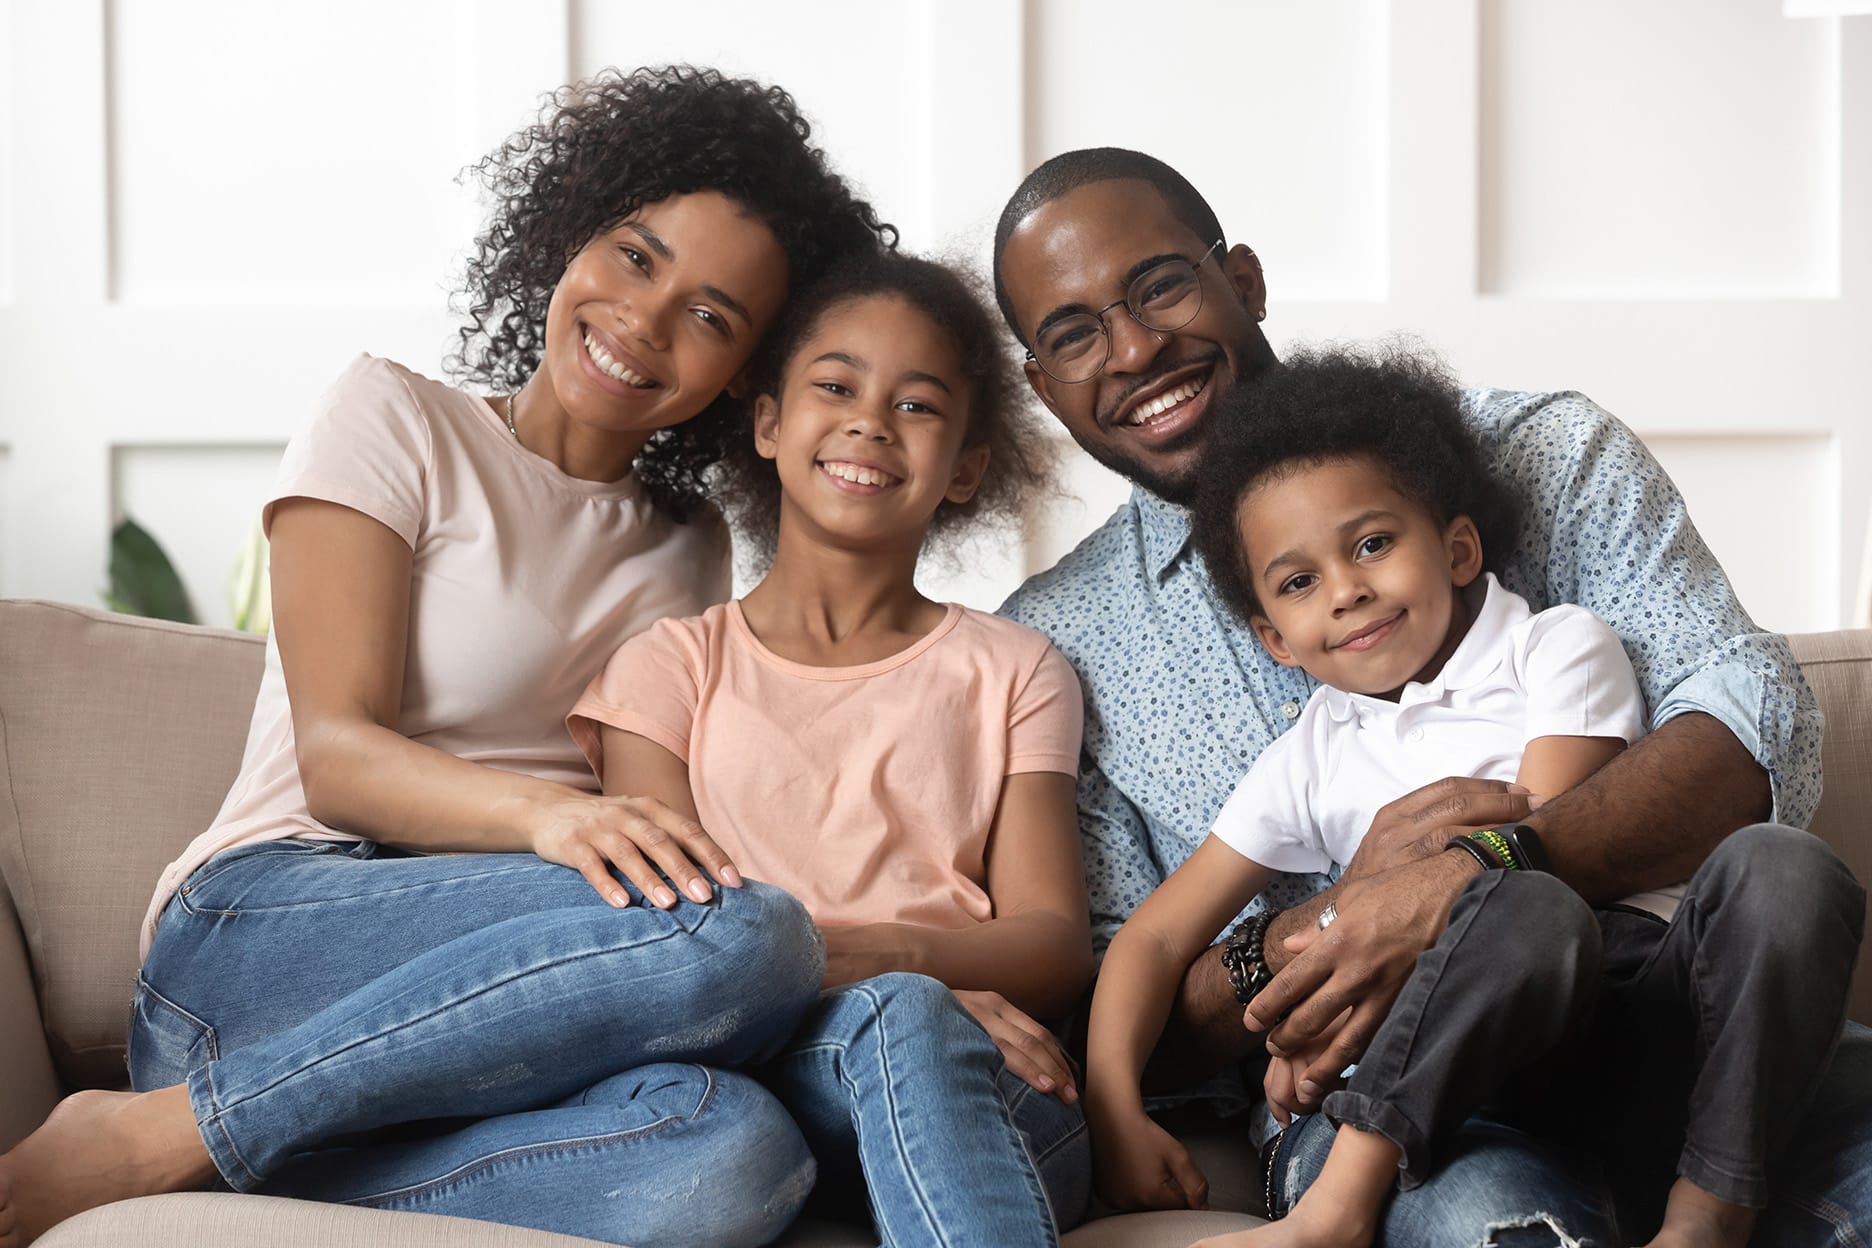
[0,600,264,1088]
[1789,629,1872,1025]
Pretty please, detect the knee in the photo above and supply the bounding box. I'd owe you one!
[595,1066,814,1248]
[854,971,966,1020]
[686,1071,817,1245]
[710,879,826,1006]
[1703,825,1866,940]
[843,972,990,1053]
[1454,871,1600,984]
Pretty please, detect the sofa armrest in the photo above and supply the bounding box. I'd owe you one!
[0,882,61,1149]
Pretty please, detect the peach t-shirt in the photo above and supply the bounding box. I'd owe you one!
[140,354,729,956]
[567,603,1083,930]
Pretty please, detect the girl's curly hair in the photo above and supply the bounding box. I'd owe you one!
[450,65,897,520]
[1192,342,1523,625]
[715,251,1050,566]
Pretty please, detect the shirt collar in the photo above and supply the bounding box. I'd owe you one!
[1132,486,1193,580]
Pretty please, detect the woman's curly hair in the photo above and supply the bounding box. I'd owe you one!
[715,251,1051,566]
[450,65,897,520]
[1192,342,1523,626]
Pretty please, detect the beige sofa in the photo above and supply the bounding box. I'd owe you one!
[3,599,1868,1247]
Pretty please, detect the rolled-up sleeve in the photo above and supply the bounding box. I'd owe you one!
[1485,391,1823,827]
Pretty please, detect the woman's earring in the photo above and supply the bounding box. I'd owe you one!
[1256,309,1268,323]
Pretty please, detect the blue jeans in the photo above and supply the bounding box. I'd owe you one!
[764,973,1091,1248]
[131,839,823,1247]
[1267,824,1871,1245]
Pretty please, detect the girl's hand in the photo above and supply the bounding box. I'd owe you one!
[954,989,1079,1103]
[1091,1111,1208,1212]
[528,791,741,909]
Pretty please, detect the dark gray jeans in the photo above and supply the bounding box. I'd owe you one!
[1297,824,1865,1240]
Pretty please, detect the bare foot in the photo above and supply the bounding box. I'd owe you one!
[0,1086,216,1246]
[1639,1177,1758,1248]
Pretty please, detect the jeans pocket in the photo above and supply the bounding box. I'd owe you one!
[174,839,354,917]
[127,973,218,1091]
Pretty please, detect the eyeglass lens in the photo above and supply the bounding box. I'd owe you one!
[1032,242,1219,383]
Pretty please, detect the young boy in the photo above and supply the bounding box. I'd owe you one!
[1084,346,1859,1248]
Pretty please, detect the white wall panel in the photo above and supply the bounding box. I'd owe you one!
[0,0,13,305]
[1646,434,1836,634]
[1479,1,1839,298]
[573,1,943,250]
[1028,0,1390,302]
[111,443,283,628]
[108,0,482,307]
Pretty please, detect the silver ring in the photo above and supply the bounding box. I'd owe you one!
[1317,902,1339,931]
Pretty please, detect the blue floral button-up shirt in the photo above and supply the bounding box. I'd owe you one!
[1001,388,1823,964]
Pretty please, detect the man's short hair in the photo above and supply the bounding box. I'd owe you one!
[992,148,1227,346]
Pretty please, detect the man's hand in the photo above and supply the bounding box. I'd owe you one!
[1339,776,1537,882]
[1248,850,1481,1112]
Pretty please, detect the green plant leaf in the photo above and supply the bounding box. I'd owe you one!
[108,517,197,624]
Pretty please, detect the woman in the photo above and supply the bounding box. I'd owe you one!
[0,66,893,1248]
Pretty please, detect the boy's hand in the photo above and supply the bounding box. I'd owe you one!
[1091,1111,1209,1212]
[954,990,1079,1103]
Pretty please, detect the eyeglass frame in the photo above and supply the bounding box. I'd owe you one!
[1023,239,1226,384]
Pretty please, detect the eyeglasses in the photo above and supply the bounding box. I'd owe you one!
[1025,240,1224,384]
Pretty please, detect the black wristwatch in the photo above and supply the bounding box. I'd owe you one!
[1495,823,1552,873]
[1220,910,1279,1004]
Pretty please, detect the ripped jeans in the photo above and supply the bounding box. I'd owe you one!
[1266,825,1869,1246]
[131,840,1085,1247]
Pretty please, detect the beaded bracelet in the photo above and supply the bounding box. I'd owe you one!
[1469,827,1520,870]
[1221,910,1279,1004]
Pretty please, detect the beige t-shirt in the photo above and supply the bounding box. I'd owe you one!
[140,355,730,956]
[568,602,1083,930]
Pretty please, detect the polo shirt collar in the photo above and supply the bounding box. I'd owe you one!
[1318,573,1523,722]
[1133,486,1193,580]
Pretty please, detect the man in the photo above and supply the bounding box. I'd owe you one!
[993,147,1868,1244]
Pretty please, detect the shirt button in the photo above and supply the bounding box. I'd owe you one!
[1282,701,1300,720]
[1408,727,1425,743]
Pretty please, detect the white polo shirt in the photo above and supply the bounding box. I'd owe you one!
[1211,575,1682,919]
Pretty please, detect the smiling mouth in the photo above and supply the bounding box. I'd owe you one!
[584,332,659,388]
[1113,361,1216,430]
[1333,614,1402,652]
[818,460,902,489]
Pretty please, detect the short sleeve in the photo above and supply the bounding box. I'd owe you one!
[263,355,431,546]
[566,618,703,780]
[1006,644,1085,776]
[1208,725,1331,876]
[1517,605,1648,746]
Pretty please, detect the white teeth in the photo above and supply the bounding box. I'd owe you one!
[583,333,656,388]
[1125,378,1204,426]
[820,461,897,487]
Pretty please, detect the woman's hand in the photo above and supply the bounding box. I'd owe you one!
[954,989,1080,1103]
[528,790,741,910]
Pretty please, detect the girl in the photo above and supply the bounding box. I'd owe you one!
[568,251,1095,1247]
[0,66,893,1248]
[1088,347,1861,1248]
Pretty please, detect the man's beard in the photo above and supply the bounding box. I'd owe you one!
[1062,423,1203,505]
